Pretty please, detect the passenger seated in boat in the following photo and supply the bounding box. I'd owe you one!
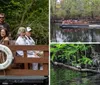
[0,28,9,44]
[0,28,9,63]
[25,27,43,70]
[15,27,41,70]
[25,27,35,45]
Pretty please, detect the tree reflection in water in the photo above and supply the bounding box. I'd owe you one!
[51,23,100,42]
[51,66,100,85]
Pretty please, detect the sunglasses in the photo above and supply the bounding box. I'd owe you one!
[0,17,4,18]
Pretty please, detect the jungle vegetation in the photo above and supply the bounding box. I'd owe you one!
[50,44,100,69]
[51,0,100,20]
[0,0,48,44]
[50,44,100,85]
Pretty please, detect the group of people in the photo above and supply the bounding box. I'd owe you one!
[16,27,43,70]
[62,19,89,25]
[0,13,42,70]
[0,13,10,44]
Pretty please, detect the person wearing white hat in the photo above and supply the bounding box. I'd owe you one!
[25,27,35,45]
[25,27,42,70]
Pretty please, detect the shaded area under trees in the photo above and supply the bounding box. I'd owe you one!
[0,0,48,44]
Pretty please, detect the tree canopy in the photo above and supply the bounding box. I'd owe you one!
[0,0,48,44]
[51,0,100,19]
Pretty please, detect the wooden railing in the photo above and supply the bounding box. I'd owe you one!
[0,45,49,76]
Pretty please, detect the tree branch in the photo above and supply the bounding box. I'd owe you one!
[51,61,100,74]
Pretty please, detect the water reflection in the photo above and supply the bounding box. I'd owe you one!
[51,23,100,42]
[51,66,100,85]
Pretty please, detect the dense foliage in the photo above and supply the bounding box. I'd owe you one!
[51,0,100,19]
[51,67,82,85]
[50,44,93,67]
[0,0,48,44]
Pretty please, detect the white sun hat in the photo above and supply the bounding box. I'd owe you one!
[26,27,32,32]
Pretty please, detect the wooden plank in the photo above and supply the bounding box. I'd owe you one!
[0,69,48,76]
[24,50,28,69]
[44,51,49,57]
[43,51,49,75]
[43,64,48,75]
[14,57,48,63]
[7,45,48,51]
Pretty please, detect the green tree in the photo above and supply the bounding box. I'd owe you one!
[0,0,48,44]
[51,0,100,19]
[50,44,93,67]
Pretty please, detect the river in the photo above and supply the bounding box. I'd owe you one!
[51,66,100,85]
[51,23,100,42]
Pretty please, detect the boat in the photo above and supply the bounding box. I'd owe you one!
[60,24,100,29]
[0,41,49,85]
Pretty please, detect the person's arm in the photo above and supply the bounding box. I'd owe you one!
[15,37,24,56]
[4,37,9,41]
[30,37,35,45]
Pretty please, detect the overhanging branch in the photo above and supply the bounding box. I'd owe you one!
[51,61,100,74]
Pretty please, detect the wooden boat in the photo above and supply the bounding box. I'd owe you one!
[0,41,49,84]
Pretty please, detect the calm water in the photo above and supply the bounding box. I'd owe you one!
[51,66,100,85]
[51,23,100,42]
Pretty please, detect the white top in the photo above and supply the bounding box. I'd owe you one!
[16,36,26,45]
[25,35,35,45]
[15,36,26,56]
[15,36,36,57]
[25,35,35,56]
